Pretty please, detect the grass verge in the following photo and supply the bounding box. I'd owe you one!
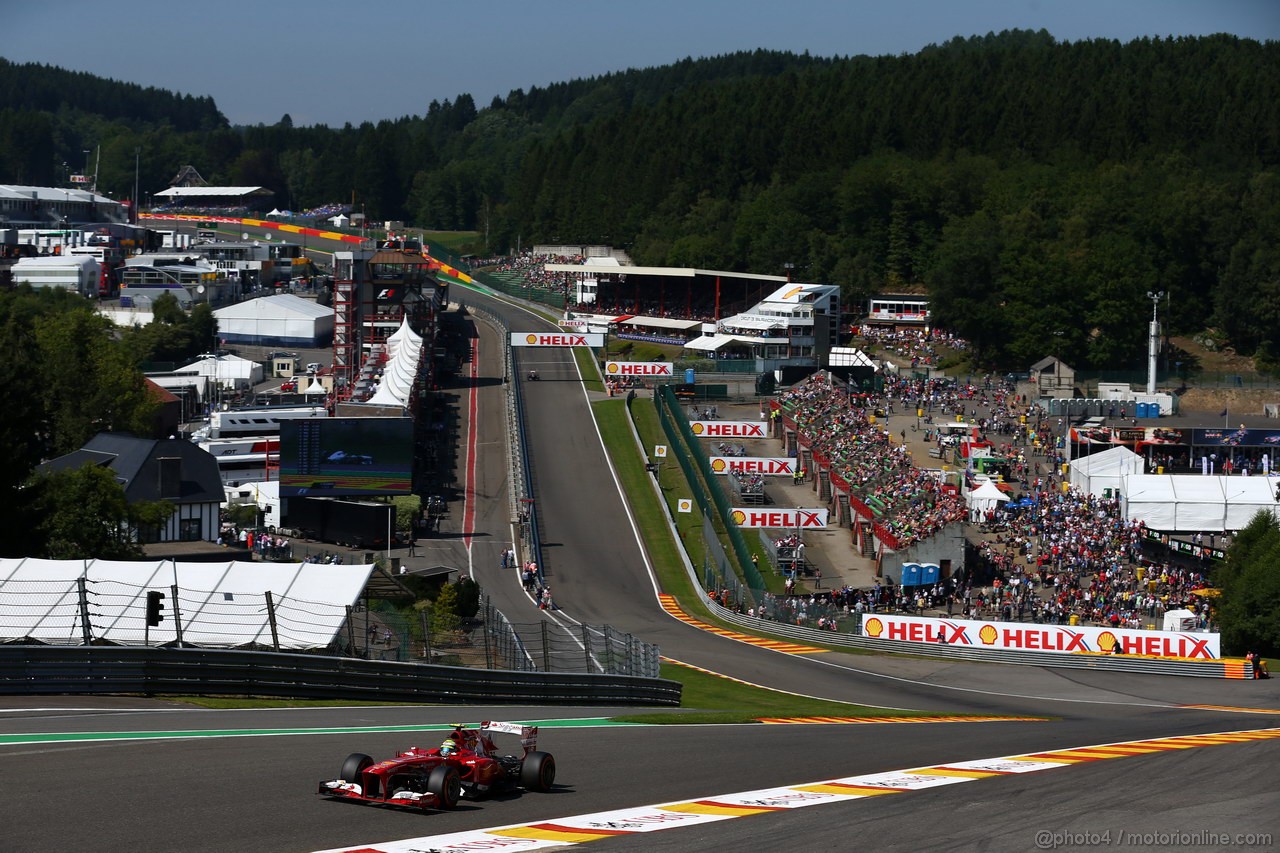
[610,660,927,724]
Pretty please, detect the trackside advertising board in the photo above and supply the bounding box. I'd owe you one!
[689,420,767,438]
[605,361,674,377]
[709,457,796,475]
[860,614,1220,660]
[510,332,604,347]
[731,508,828,529]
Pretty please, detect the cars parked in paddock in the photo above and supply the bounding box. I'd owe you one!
[317,721,556,811]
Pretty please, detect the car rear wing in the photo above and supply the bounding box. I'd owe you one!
[480,720,538,754]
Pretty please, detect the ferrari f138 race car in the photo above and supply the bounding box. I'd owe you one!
[317,721,556,811]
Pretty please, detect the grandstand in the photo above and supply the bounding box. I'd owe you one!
[152,185,275,216]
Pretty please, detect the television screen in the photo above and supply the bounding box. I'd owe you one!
[279,417,413,496]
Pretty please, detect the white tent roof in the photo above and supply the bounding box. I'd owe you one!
[364,319,422,406]
[155,186,265,197]
[1069,446,1145,495]
[969,481,1010,501]
[13,255,99,270]
[213,293,331,322]
[1120,473,1280,532]
[619,316,702,331]
[175,353,262,382]
[304,377,327,395]
[684,333,759,351]
[0,558,374,649]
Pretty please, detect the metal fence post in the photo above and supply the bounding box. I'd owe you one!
[420,609,431,661]
[264,590,279,651]
[603,626,615,675]
[170,583,185,647]
[582,624,593,673]
[76,577,92,645]
[541,620,551,672]
[483,611,493,669]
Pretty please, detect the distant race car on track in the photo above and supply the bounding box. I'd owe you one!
[317,721,556,811]
[324,450,374,465]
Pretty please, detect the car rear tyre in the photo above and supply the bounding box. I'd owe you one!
[427,765,461,809]
[340,753,373,783]
[520,751,556,792]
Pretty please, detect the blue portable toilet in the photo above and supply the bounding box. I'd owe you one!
[1136,402,1150,419]
[920,563,940,585]
[900,563,921,587]
[684,368,695,384]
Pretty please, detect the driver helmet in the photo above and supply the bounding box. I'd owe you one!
[440,738,458,756]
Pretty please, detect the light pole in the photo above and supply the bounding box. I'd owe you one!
[1145,290,1164,395]
[133,147,141,224]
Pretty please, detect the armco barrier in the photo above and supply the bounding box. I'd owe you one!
[705,601,1239,679]
[0,646,682,705]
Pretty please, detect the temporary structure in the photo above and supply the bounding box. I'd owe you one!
[966,480,1010,521]
[0,558,374,649]
[176,353,264,388]
[213,293,334,347]
[1069,445,1144,496]
[1120,473,1280,532]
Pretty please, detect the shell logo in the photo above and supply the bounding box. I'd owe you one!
[710,459,727,472]
[863,617,884,637]
[606,363,620,374]
[690,423,705,435]
[979,624,999,645]
[524,334,539,344]
[730,509,747,525]
[1097,631,1118,652]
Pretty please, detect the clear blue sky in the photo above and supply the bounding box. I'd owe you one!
[7,0,1277,127]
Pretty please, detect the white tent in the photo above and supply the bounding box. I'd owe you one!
[965,480,1010,521]
[213,293,334,347]
[1069,446,1145,496]
[176,353,264,387]
[364,317,422,407]
[1120,473,1280,532]
[1163,608,1198,632]
[329,213,349,227]
[0,558,374,648]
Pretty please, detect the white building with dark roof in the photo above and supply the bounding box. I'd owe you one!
[38,433,224,543]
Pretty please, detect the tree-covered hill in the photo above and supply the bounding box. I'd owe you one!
[2,32,1278,370]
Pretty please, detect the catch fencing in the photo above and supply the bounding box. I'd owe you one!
[654,386,767,599]
[0,645,682,705]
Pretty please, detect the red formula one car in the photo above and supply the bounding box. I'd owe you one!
[317,721,556,811]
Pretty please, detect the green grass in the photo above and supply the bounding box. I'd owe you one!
[611,661,950,724]
[419,230,481,254]
[607,340,683,362]
[574,346,604,392]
